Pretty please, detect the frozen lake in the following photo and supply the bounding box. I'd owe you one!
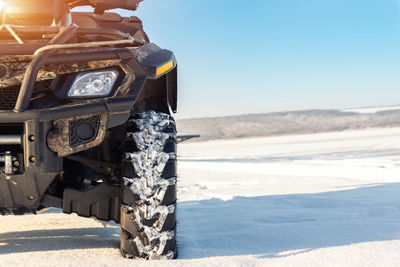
[1,127,400,266]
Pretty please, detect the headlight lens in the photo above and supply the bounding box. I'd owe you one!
[68,70,119,97]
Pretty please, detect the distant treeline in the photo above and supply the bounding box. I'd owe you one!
[176,109,400,141]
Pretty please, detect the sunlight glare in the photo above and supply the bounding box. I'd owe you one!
[0,1,5,11]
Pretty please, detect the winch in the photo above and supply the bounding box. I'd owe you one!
[0,151,18,175]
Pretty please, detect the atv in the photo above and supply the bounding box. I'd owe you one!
[0,0,178,260]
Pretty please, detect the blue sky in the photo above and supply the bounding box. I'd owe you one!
[83,1,400,118]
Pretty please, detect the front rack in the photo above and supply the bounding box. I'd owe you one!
[0,24,144,55]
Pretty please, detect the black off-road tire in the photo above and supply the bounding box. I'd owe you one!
[120,111,177,260]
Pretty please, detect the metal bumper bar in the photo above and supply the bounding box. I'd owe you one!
[0,135,21,145]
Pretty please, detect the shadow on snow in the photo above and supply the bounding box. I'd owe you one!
[0,227,120,254]
[1,183,400,258]
[177,183,400,259]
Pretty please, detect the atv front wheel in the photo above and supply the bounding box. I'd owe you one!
[120,111,177,260]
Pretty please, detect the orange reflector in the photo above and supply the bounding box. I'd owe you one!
[156,60,174,76]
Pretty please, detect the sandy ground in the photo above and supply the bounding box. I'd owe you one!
[1,127,400,266]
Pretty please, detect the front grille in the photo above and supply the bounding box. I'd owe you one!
[0,80,54,110]
[0,85,20,110]
[5,61,30,73]
[0,57,32,83]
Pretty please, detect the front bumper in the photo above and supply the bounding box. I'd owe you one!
[0,99,132,210]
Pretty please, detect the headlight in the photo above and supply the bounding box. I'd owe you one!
[68,70,119,97]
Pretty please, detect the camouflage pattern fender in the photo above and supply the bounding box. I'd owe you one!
[47,113,108,157]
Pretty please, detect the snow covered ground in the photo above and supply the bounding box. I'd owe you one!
[2,127,400,266]
[342,106,400,113]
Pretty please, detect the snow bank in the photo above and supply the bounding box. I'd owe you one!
[342,106,400,114]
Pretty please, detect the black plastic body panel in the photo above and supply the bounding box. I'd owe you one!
[0,120,62,209]
[63,184,121,223]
